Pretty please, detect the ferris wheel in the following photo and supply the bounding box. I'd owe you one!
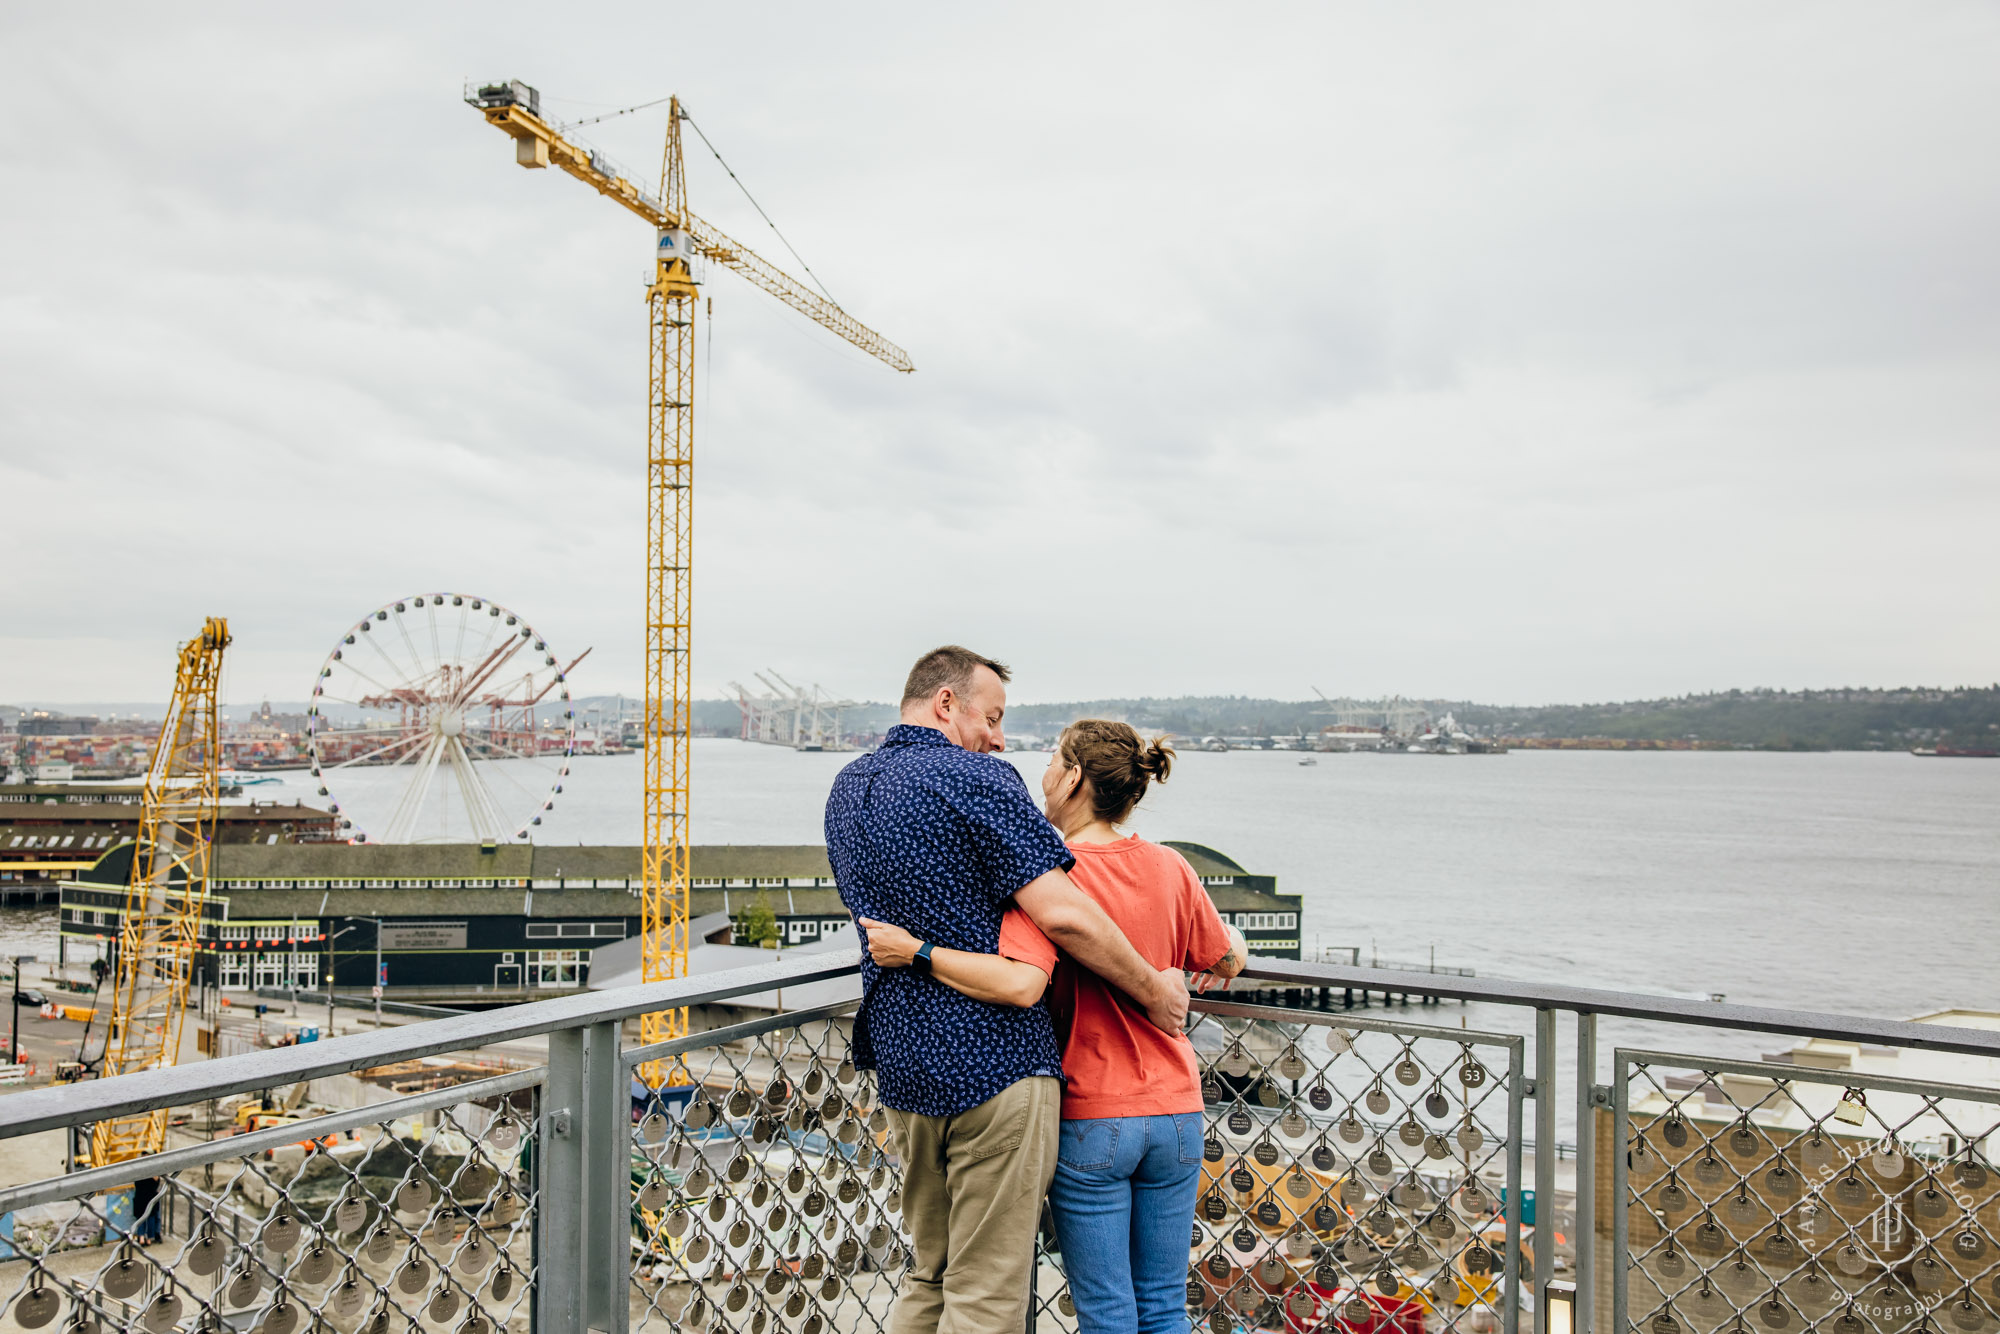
[306,594,585,844]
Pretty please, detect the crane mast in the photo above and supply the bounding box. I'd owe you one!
[468,82,908,1081]
[90,617,229,1166]
[643,101,698,1064]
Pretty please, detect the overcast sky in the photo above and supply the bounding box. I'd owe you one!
[3,3,1996,709]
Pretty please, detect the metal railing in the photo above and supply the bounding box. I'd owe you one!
[1,954,1996,1334]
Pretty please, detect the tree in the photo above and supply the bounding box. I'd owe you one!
[739,892,780,949]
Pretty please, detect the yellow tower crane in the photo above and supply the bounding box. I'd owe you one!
[467,82,911,1077]
[89,617,230,1166]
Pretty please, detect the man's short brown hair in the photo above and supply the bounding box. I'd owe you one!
[901,645,1011,708]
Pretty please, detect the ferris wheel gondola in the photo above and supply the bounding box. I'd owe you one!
[306,594,585,844]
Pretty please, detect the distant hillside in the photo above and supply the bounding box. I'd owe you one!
[19,686,1998,753]
[1001,687,2000,752]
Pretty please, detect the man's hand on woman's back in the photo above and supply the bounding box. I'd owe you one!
[1150,967,1191,1033]
[1014,867,1190,1035]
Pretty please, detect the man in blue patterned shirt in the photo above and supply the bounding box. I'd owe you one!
[826,645,1188,1334]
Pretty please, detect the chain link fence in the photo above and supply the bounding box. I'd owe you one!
[6,955,2000,1334]
[1615,1050,2000,1334]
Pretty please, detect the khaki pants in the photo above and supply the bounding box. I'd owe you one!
[886,1075,1061,1334]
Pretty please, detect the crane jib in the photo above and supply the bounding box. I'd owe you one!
[467,82,911,372]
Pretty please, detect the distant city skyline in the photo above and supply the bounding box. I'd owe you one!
[4,4,1997,706]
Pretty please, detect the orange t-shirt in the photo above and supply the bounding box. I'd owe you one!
[998,836,1234,1119]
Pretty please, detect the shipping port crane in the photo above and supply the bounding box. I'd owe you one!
[88,617,230,1166]
[466,81,911,1077]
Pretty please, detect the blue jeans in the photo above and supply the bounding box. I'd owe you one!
[1046,1112,1204,1334]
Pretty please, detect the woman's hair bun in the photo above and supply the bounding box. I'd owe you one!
[1058,720,1175,825]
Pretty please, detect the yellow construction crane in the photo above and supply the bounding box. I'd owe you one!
[89,617,230,1166]
[467,81,910,1077]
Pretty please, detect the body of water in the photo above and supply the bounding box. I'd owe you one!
[10,743,1995,1098]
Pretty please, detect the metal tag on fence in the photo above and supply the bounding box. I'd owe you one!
[395,1257,431,1295]
[143,1291,184,1334]
[298,1244,337,1285]
[104,1250,146,1299]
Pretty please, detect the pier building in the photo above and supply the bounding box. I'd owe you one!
[0,784,336,901]
[59,839,1300,1003]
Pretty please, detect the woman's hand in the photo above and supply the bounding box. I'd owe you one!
[858,917,921,968]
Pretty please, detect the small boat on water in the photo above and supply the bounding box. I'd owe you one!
[219,770,282,786]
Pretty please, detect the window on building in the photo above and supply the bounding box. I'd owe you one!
[693,878,722,887]
[253,954,285,988]
[526,922,624,940]
[1237,912,1292,931]
[526,950,587,989]
[219,926,251,943]
[254,925,289,944]
[287,953,320,989]
[218,959,249,991]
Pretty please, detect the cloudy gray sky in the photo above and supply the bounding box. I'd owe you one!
[4,2,1996,708]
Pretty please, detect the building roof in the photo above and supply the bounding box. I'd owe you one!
[198,842,837,882]
[586,919,864,1009]
[74,841,1292,917]
[198,841,1239,883]
[1161,841,1249,876]
[213,842,538,879]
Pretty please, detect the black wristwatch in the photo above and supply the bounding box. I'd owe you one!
[912,941,936,976]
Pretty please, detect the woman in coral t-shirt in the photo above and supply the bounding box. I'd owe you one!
[861,721,1247,1333]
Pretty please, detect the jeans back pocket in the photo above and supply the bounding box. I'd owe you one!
[1172,1110,1206,1165]
[1057,1118,1120,1173]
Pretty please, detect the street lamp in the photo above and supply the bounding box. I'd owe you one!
[326,924,374,1040]
[10,955,47,1068]
[337,918,385,1030]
